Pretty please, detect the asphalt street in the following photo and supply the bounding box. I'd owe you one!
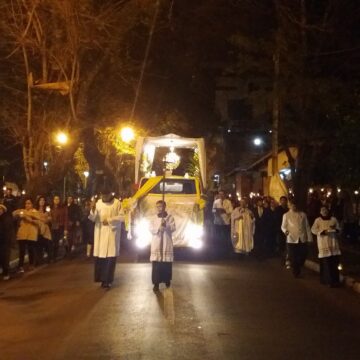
[1,254,360,360]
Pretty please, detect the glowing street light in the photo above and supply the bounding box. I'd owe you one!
[83,171,89,190]
[56,132,69,145]
[120,127,135,143]
[253,137,263,146]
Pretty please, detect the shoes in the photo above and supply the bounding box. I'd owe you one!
[153,284,160,292]
[17,267,24,274]
[329,282,342,288]
[165,282,171,288]
[101,282,112,289]
[3,275,10,281]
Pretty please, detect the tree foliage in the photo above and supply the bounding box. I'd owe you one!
[0,0,155,195]
[228,0,360,206]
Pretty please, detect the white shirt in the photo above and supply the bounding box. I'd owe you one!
[281,210,312,244]
[212,198,233,225]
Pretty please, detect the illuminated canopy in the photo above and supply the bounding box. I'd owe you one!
[135,133,206,188]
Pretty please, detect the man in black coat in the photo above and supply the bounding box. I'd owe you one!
[0,204,15,280]
[253,198,265,257]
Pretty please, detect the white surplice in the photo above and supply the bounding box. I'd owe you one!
[150,214,176,262]
[89,198,124,258]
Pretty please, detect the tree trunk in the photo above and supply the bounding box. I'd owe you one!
[272,32,280,176]
[293,144,312,211]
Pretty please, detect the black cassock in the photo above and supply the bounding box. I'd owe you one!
[152,261,172,285]
[94,257,117,283]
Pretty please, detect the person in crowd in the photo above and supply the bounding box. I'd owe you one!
[64,195,81,255]
[329,191,344,224]
[276,196,289,265]
[212,190,233,257]
[341,190,357,244]
[281,200,313,278]
[82,199,95,257]
[3,187,18,214]
[89,186,124,289]
[263,198,278,257]
[150,200,176,292]
[35,196,52,264]
[253,197,265,257]
[50,195,65,261]
[311,206,342,287]
[13,197,41,272]
[231,198,255,254]
[0,204,14,280]
[307,192,321,227]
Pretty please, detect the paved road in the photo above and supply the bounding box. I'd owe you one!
[1,255,360,360]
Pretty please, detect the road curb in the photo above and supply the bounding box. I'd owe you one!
[304,259,360,295]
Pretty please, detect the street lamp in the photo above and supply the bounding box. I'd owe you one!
[83,170,89,191]
[43,161,48,175]
[54,131,69,199]
[253,137,263,146]
[120,127,135,143]
[55,132,69,145]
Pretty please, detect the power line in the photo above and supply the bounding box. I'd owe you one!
[129,0,161,120]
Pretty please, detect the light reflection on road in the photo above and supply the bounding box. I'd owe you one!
[163,288,175,324]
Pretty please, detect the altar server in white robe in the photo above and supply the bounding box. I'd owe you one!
[311,206,341,287]
[89,187,124,289]
[231,199,255,254]
[150,200,176,292]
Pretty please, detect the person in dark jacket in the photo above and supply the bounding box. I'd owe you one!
[263,198,278,257]
[0,204,14,280]
[64,196,81,255]
[253,198,265,257]
[50,195,65,261]
[81,200,95,257]
[3,188,18,214]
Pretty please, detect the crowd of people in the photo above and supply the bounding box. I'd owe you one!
[211,190,344,287]
[0,186,176,292]
[0,188,95,281]
[0,185,352,290]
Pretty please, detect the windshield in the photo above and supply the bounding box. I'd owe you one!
[149,179,196,195]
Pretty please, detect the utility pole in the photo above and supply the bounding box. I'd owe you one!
[272,34,280,176]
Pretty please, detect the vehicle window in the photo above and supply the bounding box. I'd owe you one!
[150,179,196,194]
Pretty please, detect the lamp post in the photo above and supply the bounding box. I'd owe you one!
[55,131,70,200]
[83,171,89,193]
[43,161,48,175]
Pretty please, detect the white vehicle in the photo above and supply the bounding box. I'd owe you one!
[124,134,207,250]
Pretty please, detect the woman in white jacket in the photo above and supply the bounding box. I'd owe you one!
[311,206,341,287]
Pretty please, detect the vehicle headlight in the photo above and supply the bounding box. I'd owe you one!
[185,222,204,249]
[135,218,152,248]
